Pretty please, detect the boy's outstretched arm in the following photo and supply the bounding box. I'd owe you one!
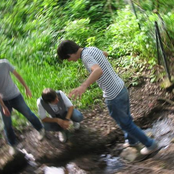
[69,64,103,100]
[13,70,32,98]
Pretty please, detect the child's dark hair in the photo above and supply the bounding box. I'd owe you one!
[42,88,57,103]
[57,40,80,60]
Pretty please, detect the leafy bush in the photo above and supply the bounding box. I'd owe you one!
[103,8,156,60]
[61,18,92,46]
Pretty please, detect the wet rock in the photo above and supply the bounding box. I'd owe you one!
[66,162,89,174]
[36,163,89,174]
[44,166,65,174]
[120,147,139,162]
[160,77,174,90]
[0,145,27,174]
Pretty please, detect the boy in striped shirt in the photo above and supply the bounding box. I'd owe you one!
[57,40,159,155]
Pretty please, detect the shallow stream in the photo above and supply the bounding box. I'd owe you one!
[19,117,174,174]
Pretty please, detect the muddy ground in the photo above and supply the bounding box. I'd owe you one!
[1,67,174,174]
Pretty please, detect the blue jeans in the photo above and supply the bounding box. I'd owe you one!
[43,109,84,131]
[0,94,43,146]
[105,86,154,147]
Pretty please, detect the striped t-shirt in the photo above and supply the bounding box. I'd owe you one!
[81,47,124,100]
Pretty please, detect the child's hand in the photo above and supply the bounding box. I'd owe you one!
[3,106,10,116]
[59,120,72,130]
[69,86,86,100]
[67,120,74,132]
[25,87,32,98]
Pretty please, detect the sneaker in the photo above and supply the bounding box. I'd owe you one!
[73,122,80,130]
[140,141,159,155]
[9,146,17,155]
[38,128,45,141]
[58,131,67,143]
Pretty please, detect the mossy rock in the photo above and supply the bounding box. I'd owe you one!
[160,77,174,90]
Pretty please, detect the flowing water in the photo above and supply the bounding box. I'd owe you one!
[41,117,174,174]
[144,117,174,148]
[39,154,123,174]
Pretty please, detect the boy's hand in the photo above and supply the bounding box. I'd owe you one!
[69,86,86,100]
[25,88,32,98]
[3,106,10,116]
[58,119,71,130]
[62,120,70,129]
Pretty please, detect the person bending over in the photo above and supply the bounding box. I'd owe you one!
[57,40,159,155]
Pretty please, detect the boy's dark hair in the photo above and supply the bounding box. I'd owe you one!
[57,40,80,60]
[42,88,57,103]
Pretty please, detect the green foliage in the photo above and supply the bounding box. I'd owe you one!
[103,8,155,60]
[133,0,174,13]
[163,13,174,42]
[62,18,92,46]
[132,0,174,55]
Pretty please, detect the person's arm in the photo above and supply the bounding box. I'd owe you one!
[42,117,63,125]
[0,97,10,116]
[58,105,74,129]
[69,64,103,99]
[42,117,70,130]
[12,70,32,97]
[65,106,74,120]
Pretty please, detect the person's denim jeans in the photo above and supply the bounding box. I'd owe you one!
[105,86,154,147]
[0,94,43,146]
[43,108,84,132]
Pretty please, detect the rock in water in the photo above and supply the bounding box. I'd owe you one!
[120,147,139,162]
[0,145,27,174]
